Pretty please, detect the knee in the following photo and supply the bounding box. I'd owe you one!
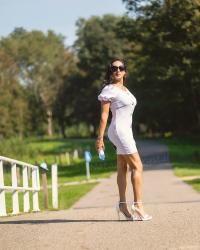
[117,164,128,175]
[134,167,142,177]
[137,162,143,172]
[130,161,143,173]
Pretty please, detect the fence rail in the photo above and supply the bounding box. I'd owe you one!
[0,155,40,216]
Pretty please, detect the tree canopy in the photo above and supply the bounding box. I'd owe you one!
[0,1,199,138]
[120,0,200,134]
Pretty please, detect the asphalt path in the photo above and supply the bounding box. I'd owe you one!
[1,140,200,250]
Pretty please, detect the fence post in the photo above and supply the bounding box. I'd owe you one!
[40,162,48,209]
[32,168,40,212]
[11,163,19,214]
[73,149,79,160]
[23,165,30,212]
[36,167,40,190]
[51,164,58,209]
[65,152,70,165]
[17,166,21,186]
[41,169,48,209]
[0,160,7,216]
[0,156,41,216]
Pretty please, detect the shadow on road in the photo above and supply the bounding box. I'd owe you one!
[0,219,127,224]
[1,199,200,224]
[136,140,172,171]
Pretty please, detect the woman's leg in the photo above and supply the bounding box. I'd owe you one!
[117,154,132,217]
[123,152,146,214]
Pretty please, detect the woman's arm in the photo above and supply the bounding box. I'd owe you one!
[96,101,110,152]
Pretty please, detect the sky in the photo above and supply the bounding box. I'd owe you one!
[0,0,127,46]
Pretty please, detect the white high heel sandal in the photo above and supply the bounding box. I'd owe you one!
[131,201,152,221]
[116,202,137,221]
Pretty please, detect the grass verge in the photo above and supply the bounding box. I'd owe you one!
[2,137,117,185]
[185,179,200,193]
[5,182,97,215]
[1,137,116,214]
[159,136,200,192]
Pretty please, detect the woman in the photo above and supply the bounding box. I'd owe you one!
[96,58,152,221]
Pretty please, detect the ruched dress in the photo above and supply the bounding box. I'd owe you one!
[98,84,138,155]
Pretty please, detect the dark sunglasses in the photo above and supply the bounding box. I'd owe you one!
[110,65,125,72]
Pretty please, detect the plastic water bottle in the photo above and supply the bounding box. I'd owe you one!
[99,149,105,160]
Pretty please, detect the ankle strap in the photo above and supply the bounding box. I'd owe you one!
[119,201,127,203]
[133,201,143,204]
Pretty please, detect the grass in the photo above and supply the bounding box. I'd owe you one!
[58,183,97,210]
[5,182,97,214]
[1,137,117,185]
[185,179,200,193]
[0,136,117,214]
[3,134,199,212]
[158,136,200,193]
[159,136,200,177]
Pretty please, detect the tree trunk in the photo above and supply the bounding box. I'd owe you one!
[47,109,53,136]
[60,121,66,138]
[196,110,200,129]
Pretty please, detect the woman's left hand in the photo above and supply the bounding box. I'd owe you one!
[95,138,105,152]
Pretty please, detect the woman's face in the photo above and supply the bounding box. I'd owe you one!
[111,60,126,83]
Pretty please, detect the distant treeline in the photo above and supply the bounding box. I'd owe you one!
[0,0,199,138]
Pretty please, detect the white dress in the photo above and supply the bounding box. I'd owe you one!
[98,84,138,155]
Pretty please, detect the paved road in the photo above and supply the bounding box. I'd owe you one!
[1,140,200,250]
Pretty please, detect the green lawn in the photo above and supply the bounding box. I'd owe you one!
[0,137,117,214]
[1,137,117,184]
[5,182,97,214]
[160,136,200,177]
[159,136,200,193]
[185,179,200,193]
[3,135,199,213]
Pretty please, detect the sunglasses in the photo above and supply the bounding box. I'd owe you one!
[111,65,125,72]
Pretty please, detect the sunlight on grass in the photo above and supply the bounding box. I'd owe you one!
[5,182,97,214]
[160,137,200,193]
[174,163,200,177]
[1,137,117,184]
[160,137,200,177]
[1,137,116,214]
[185,179,200,193]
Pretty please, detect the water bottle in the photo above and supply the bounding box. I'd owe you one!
[98,149,105,160]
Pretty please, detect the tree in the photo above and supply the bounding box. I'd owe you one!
[74,15,134,136]
[120,0,200,134]
[53,52,78,138]
[0,48,29,138]
[1,28,76,136]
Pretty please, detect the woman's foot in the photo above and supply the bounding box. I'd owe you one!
[116,201,135,220]
[131,201,152,221]
[119,202,132,218]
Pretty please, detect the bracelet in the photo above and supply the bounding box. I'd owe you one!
[97,136,103,140]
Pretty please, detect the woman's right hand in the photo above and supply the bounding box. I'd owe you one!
[95,138,105,152]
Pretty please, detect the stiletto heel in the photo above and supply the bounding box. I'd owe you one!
[116,202,136,221]
[116,205,120,220]
[131,201,152,221]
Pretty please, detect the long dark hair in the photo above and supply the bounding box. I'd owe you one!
[102,58,127,89]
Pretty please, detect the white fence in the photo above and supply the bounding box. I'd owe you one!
[0,155,40,216]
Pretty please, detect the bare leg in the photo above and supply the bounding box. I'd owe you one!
[117,154,132,217]
[123,152,146,214]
